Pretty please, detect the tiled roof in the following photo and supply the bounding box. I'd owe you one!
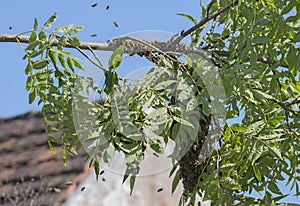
[0,111,88,206]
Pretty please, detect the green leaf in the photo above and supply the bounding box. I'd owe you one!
[122,168,130,184]
[290,81,300,94]
[67,56,75,70]
[32,59,48,70]
[224,127,231,143]
[169,164,178,178]
[281,1,295,15]
[108,46,124,70]
[48,49,57,65]
[28,48,45,58]
[220,177,241,191]
[153,80,177,90]
[129,175,136,195]
[148,138,164,153]
[266,145,282,160]
[220,163,235,172]
[66,25,84,35]
[173,116,195,128]
[268,181,282,195]
[58,53,66,68]
[200,97,211,116]
[177,13,197,24]
[172,169,180,193]
[147,107,167,119]
[68,37,81,47]
[62,148,67,167]
[251,145,264,165]
[66,145,78,156]
[230,123,249,133]
[72,58,83,69]
[104,71,119,94]
[94,159,100,181]
[48,140,56,156]
[252,165,262,181]
[28,32,37,43]
[25,76,32,92]
[33,18,38,31]
[25,62,33,75]
[252,36,271,44]
[41,13,57,30]
[26,40,40,51]
[55,24,73,33]
[48,135,61,144]
[263,191,272,205]
[103,143,115,164]
[38,31,46,40]
[248,120,265,135]
[57,36,67,50]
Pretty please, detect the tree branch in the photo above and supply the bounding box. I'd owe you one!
[0,34,114,51]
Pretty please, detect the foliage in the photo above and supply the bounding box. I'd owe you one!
[19,0,300,205]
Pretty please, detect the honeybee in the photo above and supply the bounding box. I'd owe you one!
[91,3,98,7]
[90,33,97,37]
[106,5,110,10]
[153,152,159,157]
[157,188,163,192]
[81,187,85,192]
[114,21,119,27]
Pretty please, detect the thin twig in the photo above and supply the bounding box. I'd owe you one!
[87,45,105,69]
[75,46,108,73]
[288,97,300,106]
[272,99,300,118]
[172,0,238,45]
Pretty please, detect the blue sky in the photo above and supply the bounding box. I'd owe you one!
[0,0,201,118]
[0,0,299,204]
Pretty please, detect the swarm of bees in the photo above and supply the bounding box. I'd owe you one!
[178,117,211,194]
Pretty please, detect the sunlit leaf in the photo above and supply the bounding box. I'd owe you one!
[41,13,57,30]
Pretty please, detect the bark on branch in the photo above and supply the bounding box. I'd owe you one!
[0,33,114,51]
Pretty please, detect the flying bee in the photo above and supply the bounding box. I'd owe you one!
[106,5,110,10]
[157,188,163,192]
[90,33,97,37]
[9,26,13,30]
[91,3,98,7]
[180,30,185,36]
[153,153,159,157]
[81,186,85,192]
[114,21,119,27]
[100,170,104,175]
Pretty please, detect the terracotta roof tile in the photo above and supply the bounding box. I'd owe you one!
[0,111,88,206]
